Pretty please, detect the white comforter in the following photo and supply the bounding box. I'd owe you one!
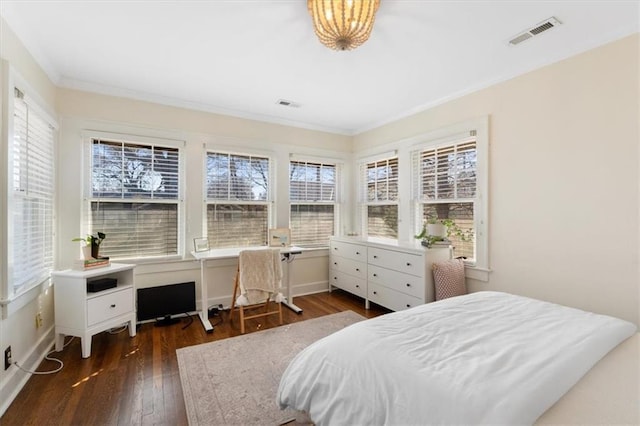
[277,291,636,425]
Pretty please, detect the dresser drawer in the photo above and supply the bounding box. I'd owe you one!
[330,270,367,299]
[330,240,367,262]
[86,288,133,327]
[368,265,425,300]
[368,247,424,277]
[329,256,367,279]
[368,282,422,312]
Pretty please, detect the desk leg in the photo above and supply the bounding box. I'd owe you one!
[283,258,302,314]
[199,259,214,333]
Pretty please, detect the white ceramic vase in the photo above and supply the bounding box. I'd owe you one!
[82,245,92,260]
[427,223,447,238]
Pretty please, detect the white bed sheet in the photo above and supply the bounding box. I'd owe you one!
[277,291,637,425]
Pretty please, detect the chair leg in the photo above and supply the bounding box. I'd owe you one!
[239,306,245,334]
[230,267,239,321]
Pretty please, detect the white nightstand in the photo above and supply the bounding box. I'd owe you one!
[51,263,136,358]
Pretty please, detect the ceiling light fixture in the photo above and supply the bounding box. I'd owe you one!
[307,0,380,51]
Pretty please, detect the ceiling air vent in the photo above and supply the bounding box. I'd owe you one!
[508,17,562,46]
[276,99,301,108]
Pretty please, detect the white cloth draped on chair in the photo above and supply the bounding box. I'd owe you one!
[231,248,284,334]
[235,248,284,306]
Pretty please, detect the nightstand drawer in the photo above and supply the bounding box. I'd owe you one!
[87,288,134,327]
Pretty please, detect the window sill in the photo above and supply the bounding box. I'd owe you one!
[111,254,184,264]
[0,277,51,319]
[464,265,491,282]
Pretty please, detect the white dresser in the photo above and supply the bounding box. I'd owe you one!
[329,237,451,311]
[52,263,136,358]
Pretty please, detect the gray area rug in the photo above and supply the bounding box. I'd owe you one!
[176,310,366,425]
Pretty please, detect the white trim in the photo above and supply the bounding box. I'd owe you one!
[357,149,398,165]
[289,152,345,165]
[465,266,491,282]
[81,129,185,148]
[204,141,275,159]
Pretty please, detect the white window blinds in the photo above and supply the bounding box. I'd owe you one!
[206,152,271,248]
[89,139,180,258]
[290,161,337,247]
[416,140,477,201]
[360,156,398,238]
[10,88,56,294]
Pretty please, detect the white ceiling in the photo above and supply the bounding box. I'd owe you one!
[1,1,638,135]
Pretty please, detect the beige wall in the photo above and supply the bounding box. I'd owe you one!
[54,89,348,312]
[354,34,640,326]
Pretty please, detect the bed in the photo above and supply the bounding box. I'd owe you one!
[277,291,638,425]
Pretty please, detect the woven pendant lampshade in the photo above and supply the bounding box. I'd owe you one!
[307,0,380,51]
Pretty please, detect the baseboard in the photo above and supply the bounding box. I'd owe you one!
[290,280,330,297]
[0,325,55,417]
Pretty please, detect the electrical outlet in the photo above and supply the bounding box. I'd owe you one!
[4,346,12,370]
[35,312,43,328]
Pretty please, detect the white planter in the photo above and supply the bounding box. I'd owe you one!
[82,245,92,260]
[427,223,447,238]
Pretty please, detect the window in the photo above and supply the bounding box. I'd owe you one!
[414,137,477,261]
[206,152,271,248]
[8,87,56,297]
[89,138,181,259]
[290,160,338,247]
[361,156,398,238]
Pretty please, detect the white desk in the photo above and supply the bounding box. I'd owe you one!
[191,246,303,332]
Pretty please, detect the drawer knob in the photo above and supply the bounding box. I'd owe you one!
[373,255,378,259]
[373,291,377,295]
[356,268,360,272]
[334,247,338,250]
[406,304,411,308]
[406,283,411,287]
[373,273,377,277]
[356,251,360,255]
[333,277,337,280]
[110,304,116,308]
[356,284,360,288]
[406,262,411,266]
[334,262,337,265]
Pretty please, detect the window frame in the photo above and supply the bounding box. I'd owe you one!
[411,118,489,278]
[1,65,58,316]
[359,154,399,239]
[82,131,185,262]
[204,149,274,249]
[289,158,340,247]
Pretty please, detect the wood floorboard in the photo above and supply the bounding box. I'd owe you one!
[1,290,388,425]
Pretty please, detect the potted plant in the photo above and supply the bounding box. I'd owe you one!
[73,232,106,259]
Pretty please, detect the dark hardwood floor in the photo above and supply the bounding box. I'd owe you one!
[1,290,389,426]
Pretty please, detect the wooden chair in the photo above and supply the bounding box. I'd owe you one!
[230,249,283,334]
